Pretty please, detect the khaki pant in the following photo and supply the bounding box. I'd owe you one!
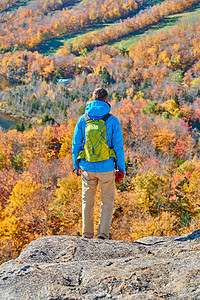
[82,170,115,239]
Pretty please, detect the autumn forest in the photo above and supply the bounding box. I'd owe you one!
[0,0,200,264]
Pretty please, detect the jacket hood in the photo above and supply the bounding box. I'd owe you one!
[85,100,111,119]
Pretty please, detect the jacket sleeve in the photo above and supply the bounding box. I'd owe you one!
[72,116,85,169]
[112,117,125,172]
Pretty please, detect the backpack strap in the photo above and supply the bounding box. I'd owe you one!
[84,113,112,122]
[84,114,90,122]
[102,113,112,122]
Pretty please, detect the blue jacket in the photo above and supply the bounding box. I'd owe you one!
[72,100,125,172]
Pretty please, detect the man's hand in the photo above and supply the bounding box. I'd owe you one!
[73,169,82,176]
[115,171,125,183]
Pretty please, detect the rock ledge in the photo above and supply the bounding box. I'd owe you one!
[0,231,200,299]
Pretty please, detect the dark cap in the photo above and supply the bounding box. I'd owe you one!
[93,88,108,101]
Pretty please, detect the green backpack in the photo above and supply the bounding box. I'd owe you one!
[77,114,116,163]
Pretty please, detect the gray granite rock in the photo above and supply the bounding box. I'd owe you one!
[0,230,200,299]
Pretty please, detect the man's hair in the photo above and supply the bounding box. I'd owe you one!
[93,88,108,101]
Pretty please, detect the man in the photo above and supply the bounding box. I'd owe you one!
[72,88,125,239]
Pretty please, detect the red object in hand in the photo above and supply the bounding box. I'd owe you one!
[73,169,82,176]
[115,171,125,183]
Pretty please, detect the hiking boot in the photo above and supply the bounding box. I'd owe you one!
[82,235,93,239]
[98,236,105,240]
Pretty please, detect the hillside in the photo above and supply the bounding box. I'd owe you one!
[0,0,200,265]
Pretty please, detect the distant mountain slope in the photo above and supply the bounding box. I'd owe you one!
[1,0,199,55]
[0,0,80,14]
[0,0,30,13]
[0,0,152,52]
[55,0,200,56]
[111,2,200,49]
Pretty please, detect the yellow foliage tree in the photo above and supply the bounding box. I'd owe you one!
[0,129,25,169]
[177,161,200,215]
[132,171,170,215]
[0,179,42,253]
[22,127,42,164]
[58,121,76,159]
[151,120,176,154]
[161,99,179,116]
[131,211,177,240]
[49,173,82,235]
